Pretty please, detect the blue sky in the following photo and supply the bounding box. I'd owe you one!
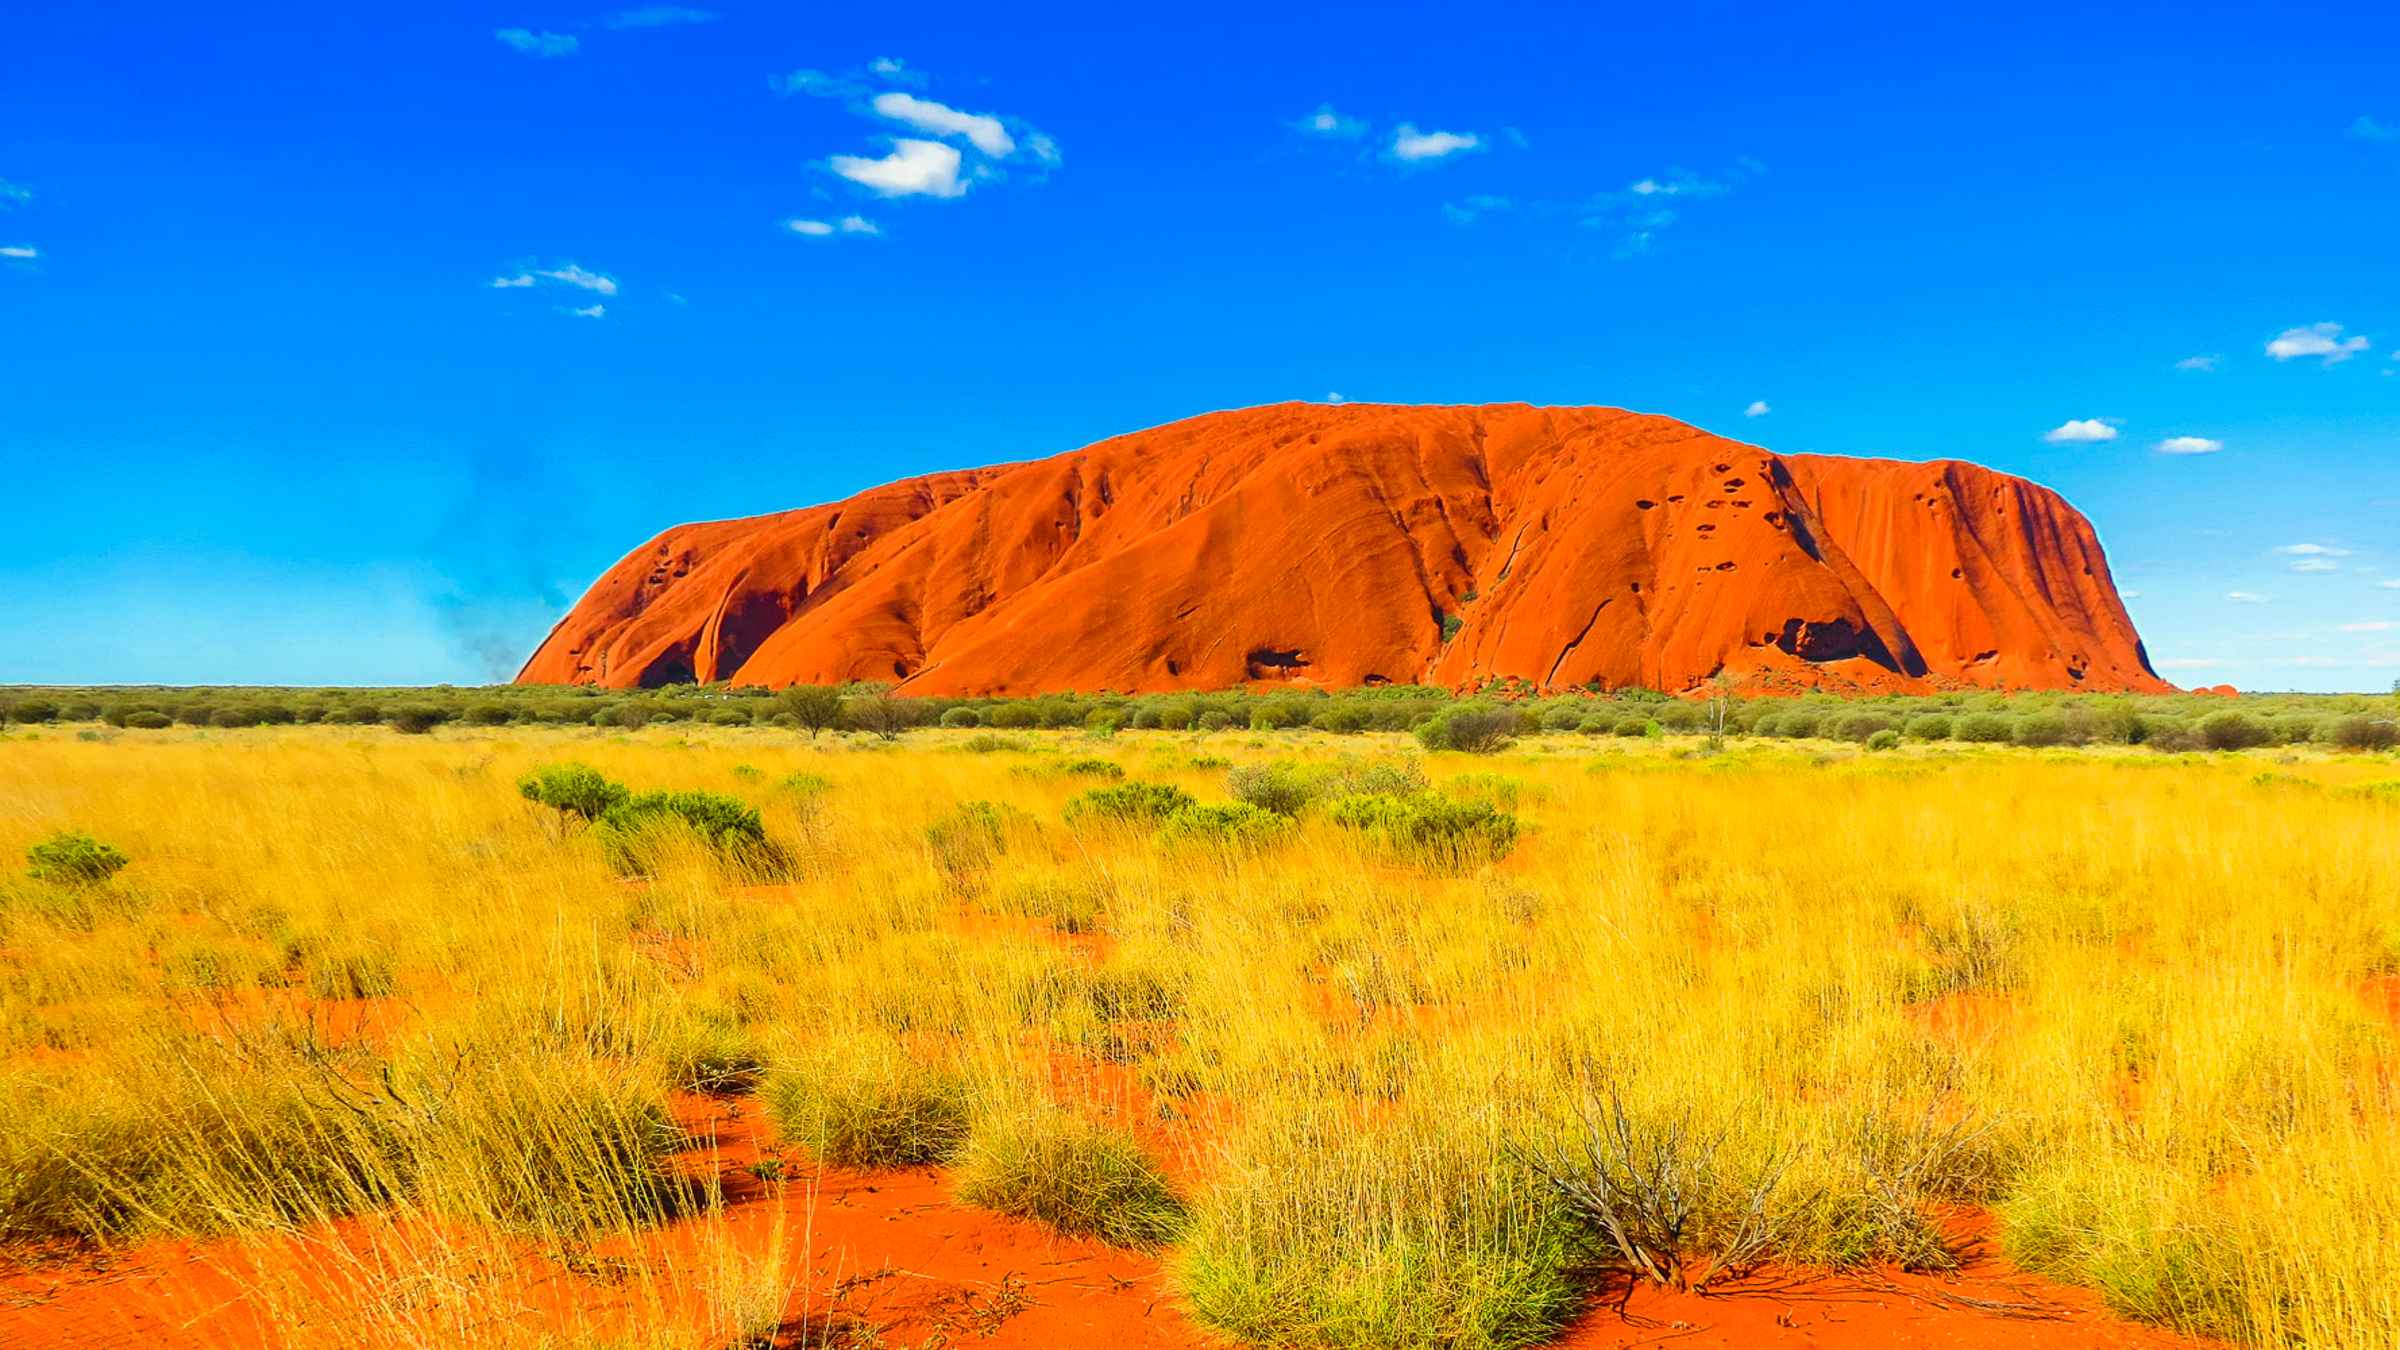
[3,2,2395,691]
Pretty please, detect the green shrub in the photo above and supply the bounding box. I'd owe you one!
[1415,706,1518,754]
[1065,781,1197,828]
[940,707,983,729]
[2200,711,2271,752]
[1196,710,1237,732]
[7,699,60,725]
[1776,709,1825,738]
[955,1105,1184,1247]
[594,790,779,876]
[387,704,446,735]
[26,831,128,885]
[1834,712,1899,742]
[1328,792,1521,870]
[122,710,174,730]
[1227,761,1317,816]
[1955,713,2014,744]
[1866,729,1902,752]
[1904,714,1953,741]
[2013,712,2072,748]
[516,762,630,825]
[2329,714,2399,751]
[463,702,512,726]
[1612,715,1653,738]
[1158,802,1296,853]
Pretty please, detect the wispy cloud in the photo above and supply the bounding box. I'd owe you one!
[867,56,926,87]
[786,215,880,237]
[2351,115,2396,143]
[2043,418,2119,444]
[564,303,605,319]
[871,92,1013,157]
[830,139,966,198]
[2266,321,2369,364]
[2379,579,2400,591]
[1388,125,1481,163]
[534,263,616,295]
[2174,354,2220,372]
[2339,620,2395,632]
[488,273,534,288]
[605,5,716,28]
[1582,159,1763,258]
[1324,392,1346,404]
[2225,591,2270,604]
[1744,400,1770,418]
[1293,104,1368,139]
[1441,194,1512,224]
[772,68,862,99]
[0,179,28,208]
[0,244,36,260]
[494,28,578,58]
[2157,436,2223,455]
[2275,543,2352,557]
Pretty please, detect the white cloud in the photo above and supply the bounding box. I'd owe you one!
[489,273,534,288]
[2378,579,2400,590]
[1744,400,1770,418]
[606,5,715,27]
[2174,354,2220,372]
[0,179,28,207]
[2352,115,2397,143]
[2266,322,2370,364]
[2275,543,2352,557]
[1325,392,1346,404]
[787,215,879,237]
[2290,558,2341,573]
[867,56,926,87]
[2339,620,2395,632]
[830,139,966,198]
[2225,591,2270,604]
[494,28,578,57]
[0,244,37,259]
[2157,436,2223,455]
[1295,104,1368,139]
[1389,125,1481,162]
[1628,172,1727,199]
[565,303,605,319]
[534,263,617,295]
[2043,418,2119,444]
[2119,590,2143,599]
[870,92,1015,158]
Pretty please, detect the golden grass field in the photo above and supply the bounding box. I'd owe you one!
[2,721,2397,1349]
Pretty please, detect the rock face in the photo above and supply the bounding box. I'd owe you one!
[518,403,2166,695]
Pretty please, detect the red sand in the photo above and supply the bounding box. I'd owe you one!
[517,402,2164,697]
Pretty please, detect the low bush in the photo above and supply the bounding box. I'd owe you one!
[2200,711,2271,752]
[122,710,174,730]
[1328,792,1521,870]
[26,831,128,885]
[1954,713,2014,744]
[940,707,983,729]
[926,801,1015,881]
[387,704,447,735]
[1158,801,1295,853]
[1904,714,1953,741]
[516,762,630,825]
[1415,706,1519,754]
[1227,761,1317,816]
[594,790,781,876]
[2328,714,2399,751]
[1064,781,1197,828]
[1866,729,1902,752]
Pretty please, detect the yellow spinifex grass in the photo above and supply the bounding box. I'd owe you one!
[0,723,2395,1348]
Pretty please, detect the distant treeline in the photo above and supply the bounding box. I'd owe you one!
[3,681,2396,752]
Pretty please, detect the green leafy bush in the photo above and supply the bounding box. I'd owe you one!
[1415,706,1519,754]
[26,832,128,885]
[940,706,983,728]
[1158,802,1295,853]
[516,762,630,825]
[2200,711,2271,752]
[122,710,174,730]
[1904,714,1953,741]
[2329,714,2399,752]
[1065,781,1198,828]
[1955,713,2014,744]
[1328,792,1521,870]
[387,704,447,735]
[595,790,779,876]
[1227,761,1317,816]
[1866,729,1902,752]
